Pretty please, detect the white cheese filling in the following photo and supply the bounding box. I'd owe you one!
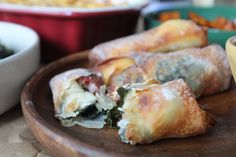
[57,80,97,119]
[56,80,116,129]
[118,119,129,144]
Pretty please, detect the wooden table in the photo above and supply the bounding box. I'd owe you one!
[0,106,51,157]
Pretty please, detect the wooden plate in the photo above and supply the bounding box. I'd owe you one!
[21,51,236,157]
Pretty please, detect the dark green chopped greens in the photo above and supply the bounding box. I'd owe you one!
[106,104,122,129]
[0,43,14,59]
[155,55,205,97]
[117,87,129,101]
[106,87,129,128]
[80,104,100,119]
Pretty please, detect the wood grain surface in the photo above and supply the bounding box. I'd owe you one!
[21,51,236,157]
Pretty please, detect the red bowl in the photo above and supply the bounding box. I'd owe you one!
[0,4,143,62]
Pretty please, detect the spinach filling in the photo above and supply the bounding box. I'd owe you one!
[106,87,129,128]
[0,43,14,59]
[80,104,100,119]
[155,55,206,96]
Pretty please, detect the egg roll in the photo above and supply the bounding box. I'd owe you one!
[49,68,115,128]
[117,79,214,145]
[89,19,208,65]
[94,57,136,85]
[109,45,231,98]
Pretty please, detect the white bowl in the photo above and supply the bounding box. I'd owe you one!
[0,21,40,115]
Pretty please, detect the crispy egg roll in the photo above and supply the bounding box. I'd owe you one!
[117,79,214,145]
[94,57,136,85]
[109,45,231,98]
[49,68,115,128]
[89,19,208,65]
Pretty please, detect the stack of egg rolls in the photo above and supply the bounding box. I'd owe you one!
[49,19,232,145]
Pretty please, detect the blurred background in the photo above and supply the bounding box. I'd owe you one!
[0,0,235,62]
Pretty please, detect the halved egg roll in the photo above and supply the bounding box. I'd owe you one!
[109,45,231,98]
[49,68,115,128]
[117,79,214,145]
[89,19,208,65]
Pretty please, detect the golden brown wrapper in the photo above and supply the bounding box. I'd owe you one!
[94,57,136,85]
[118,79,214,145]
[89,19,208,65]
[107,65,147,101]
[109,45,231,98]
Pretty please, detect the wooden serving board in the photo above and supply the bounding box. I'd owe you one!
[21,51,236,157]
